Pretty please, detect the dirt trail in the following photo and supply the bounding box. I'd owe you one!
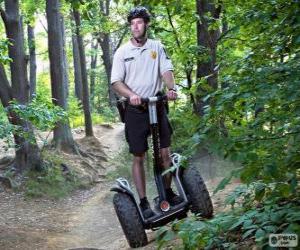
[0,124,238,250]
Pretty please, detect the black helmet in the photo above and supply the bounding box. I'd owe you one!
[127,6,151,23]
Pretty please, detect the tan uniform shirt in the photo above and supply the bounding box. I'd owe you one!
[111,39,173,97]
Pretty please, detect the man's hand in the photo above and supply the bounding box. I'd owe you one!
[129,94,142,105]
[166,89,177,101]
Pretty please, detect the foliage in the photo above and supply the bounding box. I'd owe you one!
[21,0,44,24]
[0,38,11,64]
[157,184,300,249]
[195,0,300,201]
[67,94,84,127]
[169,101,201,157]
[25,151,80,199]
[0,97,67,150]
[0,106,17,151]
[67,94,116,127]
[152,0,300,249]
[9,98,67,131]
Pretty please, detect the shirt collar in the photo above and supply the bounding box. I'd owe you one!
[129,38,151,50]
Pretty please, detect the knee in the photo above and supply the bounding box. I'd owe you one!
[162,155,171,166]
[133,153,145,165]
[161,150,171,167]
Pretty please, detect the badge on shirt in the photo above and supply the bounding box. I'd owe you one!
[150,51,157,59]
[124,57,134,62]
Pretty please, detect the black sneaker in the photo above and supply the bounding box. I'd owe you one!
[140,199,155,219]
[166,188,184,206]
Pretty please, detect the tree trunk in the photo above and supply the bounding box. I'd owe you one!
[90,39,98,109]
[195,0,221,116]
[98,0,115,106]
[186,69,197,112]
[194,0,222,178]
[0,0,41,172]
[46,0,76,152]
[72,32,83,102]
[98,34,113,104]
[3,1,28,103]
[61,16,69,98]
[27,24,37,99]
[73,8,93,137]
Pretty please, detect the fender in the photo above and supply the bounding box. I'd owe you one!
[110,178,146,222]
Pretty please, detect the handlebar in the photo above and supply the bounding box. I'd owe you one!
[141,95,168,103]
[118,95,168,104]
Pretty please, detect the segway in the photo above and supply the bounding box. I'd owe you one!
[111,95,213,248]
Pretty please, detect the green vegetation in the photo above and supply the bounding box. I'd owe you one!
[0,96,67,150]
[169,102,201,156]
[155,0,300,247]
[24,151,81,199]
[106,144,133,182]
[157,181,300,249]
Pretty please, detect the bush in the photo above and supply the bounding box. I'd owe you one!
[157,183,300,249]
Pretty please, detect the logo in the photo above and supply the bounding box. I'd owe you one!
[150,51,157,59]
[269,234,298,247]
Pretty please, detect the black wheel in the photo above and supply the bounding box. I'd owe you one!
[113,192,148,248]
[182,166,213,218]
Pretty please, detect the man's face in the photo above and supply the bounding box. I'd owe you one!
[130,18,148,40]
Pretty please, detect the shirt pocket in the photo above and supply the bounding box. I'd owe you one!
[124,56,136,75]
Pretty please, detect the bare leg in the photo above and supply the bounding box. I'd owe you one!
[160,147,172,188]
[132,153,146,199]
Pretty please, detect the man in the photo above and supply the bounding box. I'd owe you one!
[111,6,181,218]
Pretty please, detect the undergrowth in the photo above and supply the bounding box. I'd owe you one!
[24,151,81,199]
[106,144,133,182]
[156,181,300,249]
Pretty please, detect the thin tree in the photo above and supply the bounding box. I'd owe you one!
[72,29,83,102]
[27,23,37,99]
[73,7,93,137]
[90,38,98,109]
[97,0,114,105]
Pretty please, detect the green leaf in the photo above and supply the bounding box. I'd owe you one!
[263,225,277,233]
[255,229,266,242]
[214,176,232,194]
[213,168,242,194]
[242,219,254,229]
[242,228,256,239]
[162,230,176,241]
[254,182,266,201]
[229,218,244,231]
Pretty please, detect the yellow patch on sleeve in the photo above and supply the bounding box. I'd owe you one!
[150,51,157,59]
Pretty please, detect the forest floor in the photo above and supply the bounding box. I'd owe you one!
[0,123,240,250]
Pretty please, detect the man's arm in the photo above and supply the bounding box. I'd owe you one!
[112,81,142,105]
[162,71,177,100]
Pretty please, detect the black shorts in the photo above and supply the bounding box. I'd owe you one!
[124,104,173,154]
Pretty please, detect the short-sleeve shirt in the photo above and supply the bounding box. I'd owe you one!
[111,39,173,98]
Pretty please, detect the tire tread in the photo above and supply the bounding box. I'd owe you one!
[182,167,213,218]
[113,193,148,248]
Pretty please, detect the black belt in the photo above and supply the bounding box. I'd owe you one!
[127,104,148,113]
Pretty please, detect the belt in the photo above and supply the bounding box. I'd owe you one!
[127,104,148,113]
